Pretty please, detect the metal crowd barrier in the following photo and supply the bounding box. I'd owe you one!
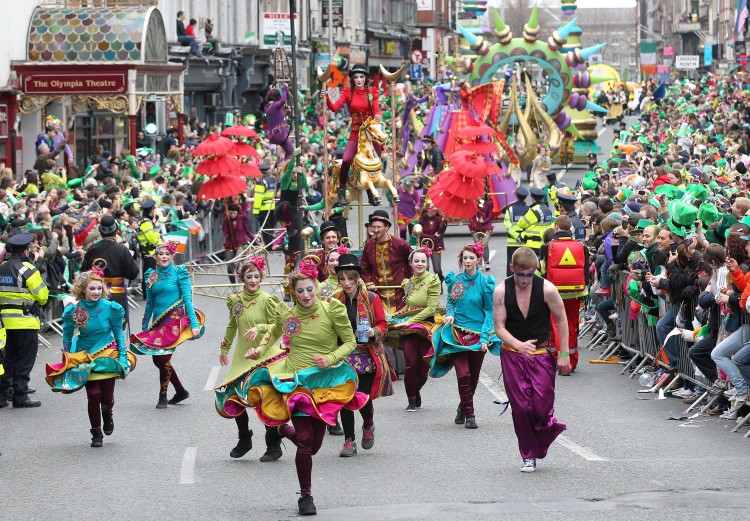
[582,272,750,438]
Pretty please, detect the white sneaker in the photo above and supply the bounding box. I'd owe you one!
[720,409,739,420]
[608,313,619,321]
[520,458,536,473]
[673,388,692,398]
[724,388,737,398]
[728,393,748,413]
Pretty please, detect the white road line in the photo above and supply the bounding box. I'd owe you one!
[555,435,606,461]
[488,249,497,264]
[479,371,607,462]
[180,447,197,484]
[598,127,607,137]
[204,366,221,390]
[479,371,508,403]
[558,168,568,181]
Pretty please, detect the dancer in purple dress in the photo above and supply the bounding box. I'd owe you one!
[265,83,294,161]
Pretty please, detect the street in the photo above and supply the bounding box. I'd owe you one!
[3,121,750,520]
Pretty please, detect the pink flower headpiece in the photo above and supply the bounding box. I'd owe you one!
[467,242,485,258]
[155,242,178,254]
[335,245,350,256]
[90,266,105,277]
[290,258,319,283]
[235,255,266,278]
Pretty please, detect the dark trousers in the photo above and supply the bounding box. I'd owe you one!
[286,416,327,495]
[152,354,184,395]
[85,379,116,429]
[141,255,156,298]
[689,330,719,384]
[401,334,431,401]
[225,249,237,284]
[340,372,375,441]
[257,210,274,247]
[453,350,486,416]
[0,329,39,405]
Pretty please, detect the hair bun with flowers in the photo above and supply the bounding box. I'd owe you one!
[420,246,433,258]
[335,245,350,256]
[90,266,105,277]
[468,242,485,258]
[156,242,178,254]
[289,258,319,284]
[250,255,266,272]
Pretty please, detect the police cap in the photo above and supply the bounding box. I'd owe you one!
[530,187,546,199]
[515,186,529,199]
[259,162,271,172]
[6,233,35,250]
[545,171,558,179]
[140,199,155,210]
[557,192,579,204]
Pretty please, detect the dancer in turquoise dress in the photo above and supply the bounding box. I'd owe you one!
[130,242,205,408]
[431,243,500,429]
[46,268,136,447]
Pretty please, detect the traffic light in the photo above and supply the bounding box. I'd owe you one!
[144,101,158,135]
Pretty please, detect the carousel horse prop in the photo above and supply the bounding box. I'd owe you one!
[333,116,399,207]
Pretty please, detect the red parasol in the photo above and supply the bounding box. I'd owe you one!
[195,154,242,176]
[438,170,486,199]
[446,154,490,179]
[193,133,235,156]
[484,161,501,176]
[458,122,496,139]
[457,141,498,155]
[238,161,262,178]
[427,184,478,219]
[221,126,258,138]
[230,142,259,157]
[198,175,248,200]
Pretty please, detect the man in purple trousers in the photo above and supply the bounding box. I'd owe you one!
[493,247,569,472]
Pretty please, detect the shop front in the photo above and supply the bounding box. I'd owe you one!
[11,5,183,172]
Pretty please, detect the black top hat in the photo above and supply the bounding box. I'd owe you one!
[368,210,392,227]
[349,63,368,77]
[335,253,361,273]
[319,220,338,236]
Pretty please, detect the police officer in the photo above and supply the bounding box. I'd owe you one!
[539,215,590,375]
[544,171,567,212]
[253,162,277,247]
[557,191,586,241]
[504,186,530,276]
[516,187,554,254]
[81,215,140,330]
[0,234,49,408]
[136,200,162,299]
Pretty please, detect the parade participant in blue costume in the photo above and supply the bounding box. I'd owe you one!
[244,258,367,516]
[214,256,289,462]
[130,242,205,409]
[431,242,500,429]
[45,268,136,447]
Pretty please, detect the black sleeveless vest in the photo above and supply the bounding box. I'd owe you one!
[504,275,551,344]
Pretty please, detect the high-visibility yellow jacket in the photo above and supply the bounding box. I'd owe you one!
[136,219,161,256]
[517,202,554,251]
[504,201,529,248]
[0,316,6,376]
[0,256,49,330]
[253,175,276,214]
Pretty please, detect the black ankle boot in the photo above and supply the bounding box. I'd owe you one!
[230,430,253,458]
[465,415,478,429]
[454,404,465,425]
[260,428,283,462]
[156,393,168,409]
[335,188,348,207]
[90,428,104,448]
[168,389,190,405]
[102,409,114,436]
[298,494,317,516]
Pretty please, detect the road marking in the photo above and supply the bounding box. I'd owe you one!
[488,250,497,264]
[180,447,197,484]
[558,168,568,181]
[479,371,607,462]
[479,371,508,403]
[598,127,607,137]
[556,435,606,461]
[204,366,221,390]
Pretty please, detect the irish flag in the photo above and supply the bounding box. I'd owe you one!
[639,41,657,76]
[163,229,189,253]
[173,218,203,235]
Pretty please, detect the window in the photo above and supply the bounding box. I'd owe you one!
[369,0,383,23]
[391,0,404,24]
